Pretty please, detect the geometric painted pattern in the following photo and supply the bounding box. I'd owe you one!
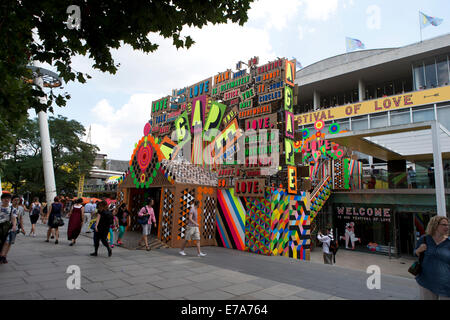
[178,188,195,240]
[270,189,291,257]
[289,193,310,260]
[202,196,216,240]
[161,188,174,244]
[244,195,272,255]
[334,159,344,189]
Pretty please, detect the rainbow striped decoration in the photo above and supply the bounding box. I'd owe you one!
[244,196,272,255]
[191,134,203,166]
[216,188,246,250]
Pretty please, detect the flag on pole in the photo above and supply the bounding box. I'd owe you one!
[292,57,302,70]
[419,11,443,29]
[346,37,365,53]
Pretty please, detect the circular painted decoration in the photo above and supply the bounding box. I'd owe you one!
[333,145,338,151]
[137,144,152,172]
[314,120,324,131]
[140,173,146,183]
[329,123,340,134]
[302,128,310,139]
[335,149,344,158]
[316,132,322,138]
[143,122,151,136]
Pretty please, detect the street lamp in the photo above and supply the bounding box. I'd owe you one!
[26,65,62,207]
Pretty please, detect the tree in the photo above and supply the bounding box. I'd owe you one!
[0,115,99,197]
[0,0,253,119]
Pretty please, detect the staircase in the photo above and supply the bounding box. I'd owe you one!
[309,175,332,221]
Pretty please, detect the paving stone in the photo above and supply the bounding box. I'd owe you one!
[221,283,264,296]
[0,270,28,279]
[188,272,222,283]
[117,292,167,300]
[82,279,129,293]
[0,282,43,297]
[191,279,235,291]
[158,284,202,299]
[158,270,197,279]
[258,284,306,298]
[294,289,334,300]
[185,289,235,300]
[150,277,193,289]
[124,267,164,277]
[123,274,165,285]
[107,283,158,298]
[84,272,128,282]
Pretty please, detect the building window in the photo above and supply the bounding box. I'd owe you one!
[337,119,350,131]
[365,85,375,100]
[413,61,426,90]
[424,58,438,88]
[353,89,359,102]
[351,115,369,131]
[437,105,450,131]
[385,82,394,96]
[437,55,449,86]
[413,106,435,122]
[390,109,410,126]
[370,112,388,129]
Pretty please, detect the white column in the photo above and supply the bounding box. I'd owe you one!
[34,77,57,206]
[431,121,446,216]
[358,79,365,102]
[313,90,321,110]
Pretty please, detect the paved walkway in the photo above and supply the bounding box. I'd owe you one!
[0,217,419,300]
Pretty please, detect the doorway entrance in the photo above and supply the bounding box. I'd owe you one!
[397,212,414,256]
[128,187,161,235]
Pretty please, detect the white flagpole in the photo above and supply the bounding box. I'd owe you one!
[419,11,423,42]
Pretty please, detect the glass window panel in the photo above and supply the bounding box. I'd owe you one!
[333,119,349,131]
[351,116,369,131]
[403,78,413,93]
[413,108,434,122]
[437,55,449,86]
[353,90,359,102]
[424,58,437,88]
[394,79,403,94]
[370,112,388,128]
[437,106,450,131]
[390,110,410,125]
[413,62,425,90]
[385,82,394,96]
[376,86,383,98]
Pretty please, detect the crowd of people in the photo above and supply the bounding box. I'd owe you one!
[0,193,132,263]
[0,193,208,264]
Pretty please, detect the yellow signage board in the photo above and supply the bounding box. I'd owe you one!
[295,85,450,126]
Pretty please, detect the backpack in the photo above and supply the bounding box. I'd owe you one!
[31,204,40,216]
[330,238,339,254]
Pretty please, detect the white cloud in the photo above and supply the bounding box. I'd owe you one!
[89,94,158,160]
[72,22,274,96]
[298,25,316,41]
[248,0,303,31]
[303,0,339,21]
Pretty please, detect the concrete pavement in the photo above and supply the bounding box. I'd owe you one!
[0,216,420,300]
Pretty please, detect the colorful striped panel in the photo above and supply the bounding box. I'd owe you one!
[216,188,246,251]
[270,189,290,257]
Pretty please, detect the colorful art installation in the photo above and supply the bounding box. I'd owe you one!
[216,188,246,251]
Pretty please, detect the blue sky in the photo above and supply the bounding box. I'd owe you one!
[32,0,450,160]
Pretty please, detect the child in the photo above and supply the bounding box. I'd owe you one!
[108,212,119,248]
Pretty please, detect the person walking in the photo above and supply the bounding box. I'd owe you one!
[138,198,156,251]
[116,203,129,246]
[179,200,206,257]
[0,193,17,264]
[13,196,26,236]
[108,211,119,248]
[67,198,84,246]
[29,197,41,237]
[45,196,63,244]
[83,199,96,233]
[317,228,334,265]
[414,216,450,300]
[90,200,112,257]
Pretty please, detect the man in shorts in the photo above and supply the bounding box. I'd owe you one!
[179,200,206,257]
[0,193,17,264]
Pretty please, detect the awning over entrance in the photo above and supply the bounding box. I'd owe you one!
[325,121,450,216]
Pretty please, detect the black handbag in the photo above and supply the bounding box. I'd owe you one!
[53,216,65,227]
[408,236,426,276]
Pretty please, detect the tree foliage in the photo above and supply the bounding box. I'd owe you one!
[0,0,253,114]
[0,115,99,197]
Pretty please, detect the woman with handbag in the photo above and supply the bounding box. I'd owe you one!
[414,215,450,300]
[67,198,84,246]
[138,198,156,251]
[45,196,64,244]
